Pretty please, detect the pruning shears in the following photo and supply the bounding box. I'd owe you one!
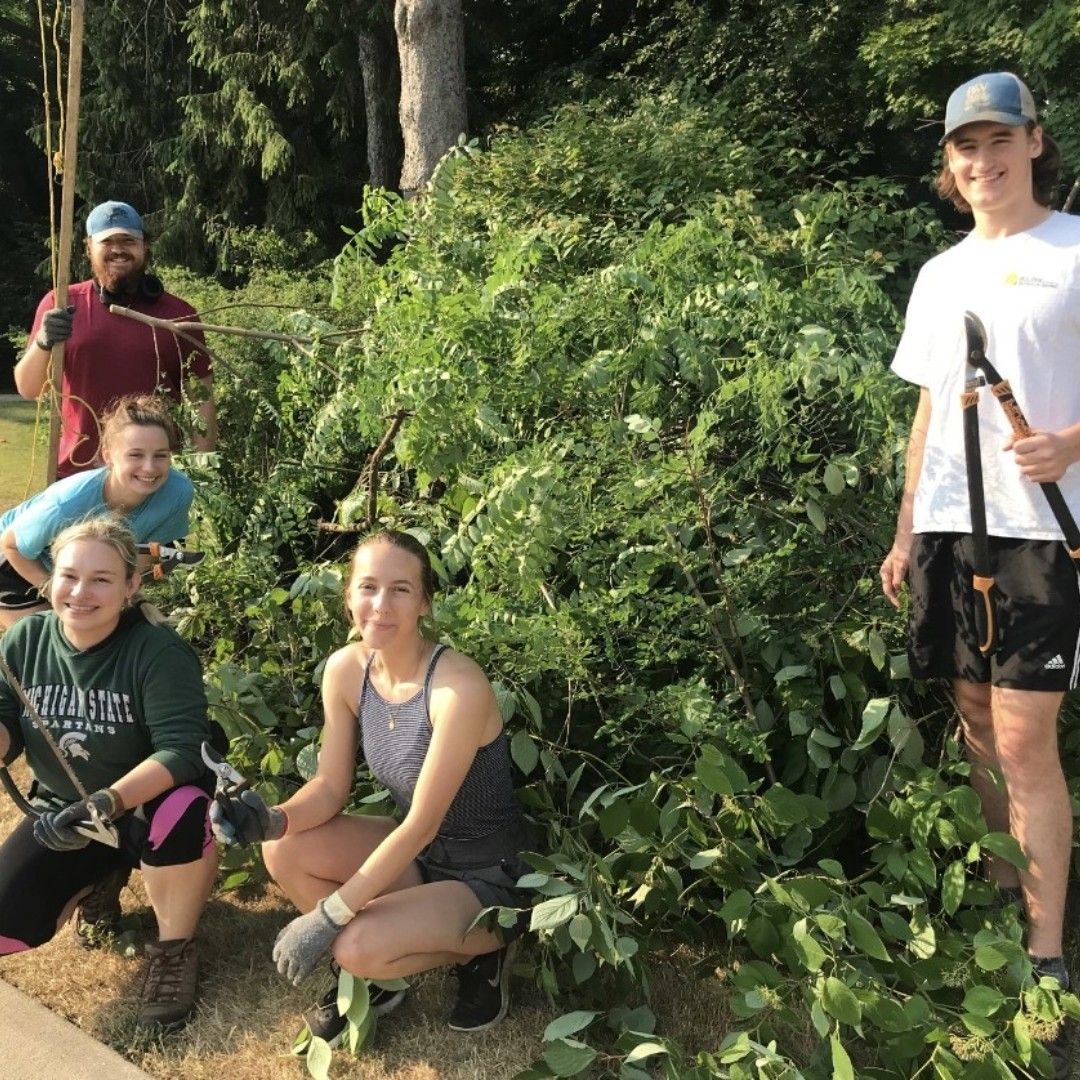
[137,543,206,583]
[200,740,248,801]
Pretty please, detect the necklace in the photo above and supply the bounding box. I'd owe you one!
[387,703,400,731]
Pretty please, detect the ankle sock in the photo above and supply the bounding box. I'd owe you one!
[1031,954,1071,991]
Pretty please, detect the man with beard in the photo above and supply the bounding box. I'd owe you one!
[14,201,216,478]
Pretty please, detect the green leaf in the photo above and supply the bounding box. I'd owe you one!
[846,911,891,963]
[793,919,826,972]
[568,913,592,951]
[530,894,579,931]
[822,976,862,1026]
[624,1041,669,1065]
[824,462,845,495]
[305,1036,332,1080]
[974,942,1012,971]
[806,499,826,533]
[831,1032,855,1080]
[763,785,808,826]
[908,915,936,960]
[543,1011,599,1042]
[941,860,966,915]
[542,1037,598,1076]
[978,832,1029,870]
[963,985,1005,1017]
[852,698,890,750]
[511,729,540,776]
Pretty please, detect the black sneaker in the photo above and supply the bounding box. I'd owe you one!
[74,865,131,949]
[447,941,518,1032]
[296,970,406,1051]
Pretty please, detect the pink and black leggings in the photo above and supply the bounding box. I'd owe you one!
[0,782,212,955]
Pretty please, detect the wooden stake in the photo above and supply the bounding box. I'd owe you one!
[46,0,86,483]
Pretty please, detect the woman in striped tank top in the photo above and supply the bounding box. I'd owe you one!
[210,530,535,1044]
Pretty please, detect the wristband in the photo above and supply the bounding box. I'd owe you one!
[321,890,357,927]
[89,787,125,820]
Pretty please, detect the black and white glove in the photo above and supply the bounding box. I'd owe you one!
[32,787,123,851]
[36,305,76,350]
[209,789,286,846]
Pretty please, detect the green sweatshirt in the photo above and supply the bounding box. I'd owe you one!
[0,609,209,801]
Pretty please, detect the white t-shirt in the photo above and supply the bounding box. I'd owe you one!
[891,211,1080,539]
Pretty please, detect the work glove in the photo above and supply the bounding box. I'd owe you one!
[36,305,76,349]
[209,788,286,846]
[273,892,354,986]
[32,787,123,851]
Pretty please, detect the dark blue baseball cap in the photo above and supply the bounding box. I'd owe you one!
[940,72,1037,145]
[85,200,144,240]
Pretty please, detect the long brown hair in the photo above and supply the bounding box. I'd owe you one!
[350,530,437,606]
[101,394,183,455]
[935,124,1062,212]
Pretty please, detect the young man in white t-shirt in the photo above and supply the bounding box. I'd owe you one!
[881,72,1078,1074]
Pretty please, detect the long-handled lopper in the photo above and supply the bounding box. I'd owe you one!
[962,311,1080,656]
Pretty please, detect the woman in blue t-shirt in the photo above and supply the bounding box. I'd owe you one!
[0,394,193,629]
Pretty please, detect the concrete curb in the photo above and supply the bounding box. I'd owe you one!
[0,978,152,1079]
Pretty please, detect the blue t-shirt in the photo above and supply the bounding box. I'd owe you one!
[0,467,192,570]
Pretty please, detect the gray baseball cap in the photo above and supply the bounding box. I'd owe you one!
[940,72,1037,145]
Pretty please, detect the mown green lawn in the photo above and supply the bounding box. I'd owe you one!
[0,398,49,513]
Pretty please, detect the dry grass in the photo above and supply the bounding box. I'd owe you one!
[0,759,555,1078]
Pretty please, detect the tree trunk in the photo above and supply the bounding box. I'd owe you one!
[358,14,402,191]
[393,0,466,196]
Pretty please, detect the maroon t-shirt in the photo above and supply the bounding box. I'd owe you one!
[30,280,212,477]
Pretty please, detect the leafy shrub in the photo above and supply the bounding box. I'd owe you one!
[171,92,1080,1077]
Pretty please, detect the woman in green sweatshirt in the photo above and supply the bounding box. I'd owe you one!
[0,517,214,1030]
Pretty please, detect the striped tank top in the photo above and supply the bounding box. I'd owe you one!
[359,644,522,841]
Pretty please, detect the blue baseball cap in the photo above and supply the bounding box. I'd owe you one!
[85,200,144,240]
[940,72,1037,145]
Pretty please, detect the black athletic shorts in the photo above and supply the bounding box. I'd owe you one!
[907,532,1080,691]
[0,559,43,611]
[415,819,538,941]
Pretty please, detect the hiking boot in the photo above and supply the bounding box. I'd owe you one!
[73,865,130,949]
[447,941,518,1032]
[295,967,406,1050]
[136,938,198,1029]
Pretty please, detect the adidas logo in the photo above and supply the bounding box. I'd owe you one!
[1044,654,1067,670]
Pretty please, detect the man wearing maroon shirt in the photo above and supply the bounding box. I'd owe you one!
[14,201,216,478]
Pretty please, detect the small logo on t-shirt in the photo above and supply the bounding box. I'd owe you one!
[1004,271,1058,289]
[1044,654,1067,671]
[58,731,92,761]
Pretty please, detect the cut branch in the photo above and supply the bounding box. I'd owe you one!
[365,409,409,526]
[108,305,317,345]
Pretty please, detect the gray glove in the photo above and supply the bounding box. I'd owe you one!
[273,899,345,985]
[36,306,75,349]
[209,788,285,846]
[33,788,122,851]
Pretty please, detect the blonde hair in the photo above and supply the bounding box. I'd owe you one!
[101,394,183,455]
[46,517,167,625]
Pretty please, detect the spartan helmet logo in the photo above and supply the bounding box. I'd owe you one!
[58,732,91,762]
[106,206,128,227]
[964,82,993,111]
